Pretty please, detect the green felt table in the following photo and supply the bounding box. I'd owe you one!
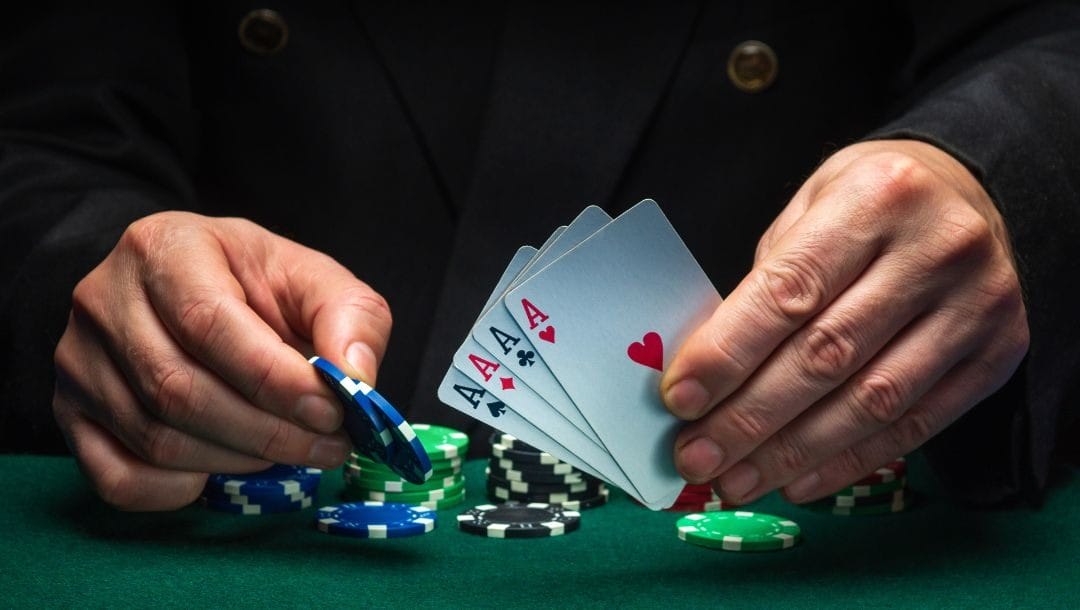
[2,453,1078,608]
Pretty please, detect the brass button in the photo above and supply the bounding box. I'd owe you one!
[238,9,289,56]
[727,40,778,93]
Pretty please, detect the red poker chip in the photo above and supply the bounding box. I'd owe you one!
[664,500,725,512]
[852,457,907,486]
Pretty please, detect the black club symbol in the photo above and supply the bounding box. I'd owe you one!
[517,349,536,367]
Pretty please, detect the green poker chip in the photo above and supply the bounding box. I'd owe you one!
[676,511,801,552]
[411,423,471,460]
[347,454,462,480]
[344,470,463,493]
[348,478,466,503]
[343,486,466,510]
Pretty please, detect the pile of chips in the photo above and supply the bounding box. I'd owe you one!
[800,457,911,516]
[485,432,609,510]
[342,423,469,510]
[199,464,322,515]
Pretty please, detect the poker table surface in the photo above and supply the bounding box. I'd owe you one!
[3,453,1078,608]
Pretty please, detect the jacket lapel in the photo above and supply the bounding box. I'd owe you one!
[405,1,702,427]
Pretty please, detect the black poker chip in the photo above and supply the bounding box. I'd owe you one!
[491,442,564,465]
[489,431,541,453]
[487,461,588,484]
[485,482,606,504]
[486,471,603,495]
[456,502,581,538]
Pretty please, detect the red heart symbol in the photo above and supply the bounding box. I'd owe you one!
[538,325,555,343]
[627,331,664,371]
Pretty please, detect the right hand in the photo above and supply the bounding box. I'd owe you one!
[52,211,393,511]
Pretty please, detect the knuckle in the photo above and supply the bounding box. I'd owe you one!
[257,419,298,461]
[121,213,173,258]
[797,317,862,383]
[246,352,280,404]
[862,152,933,211]
[146,359,197,424]
[771,432,811,474]
[979,267,1025,318]
[891,410,935,449]
[851,371,908,427]
[175,291,233,353]
[724,408,772,445]
[141,421,191,467]
[93,465,143,510]
[344,286,394,330]
[833,447,871,482]
[933,208,995,265]
[705,332,752,379]
[755,254,829,322]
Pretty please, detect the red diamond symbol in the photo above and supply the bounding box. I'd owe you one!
[500,377,515,390]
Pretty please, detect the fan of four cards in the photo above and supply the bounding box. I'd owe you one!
[439,201,722,509]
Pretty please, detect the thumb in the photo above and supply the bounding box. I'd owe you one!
[278,243,393,385]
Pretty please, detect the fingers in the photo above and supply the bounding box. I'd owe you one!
[782,344,1024,504]
[55,312,273,474]
[662,175,892,420]
[53,396,207,512]
[271,238,393,385]
[79,277,351,468]
[701,267,1027,504]
[701,303,969,503]
[131,219,346,436]
[671,253,946,485]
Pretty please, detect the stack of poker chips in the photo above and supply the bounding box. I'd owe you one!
[342,423,469,510]
[485,432,610,510]
[800,457,911,516]
[199,464,322,515]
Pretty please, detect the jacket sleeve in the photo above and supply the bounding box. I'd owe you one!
[869,1,1080,504]
[0,3,197,451]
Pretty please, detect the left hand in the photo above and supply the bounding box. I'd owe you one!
[661,139,1030,504]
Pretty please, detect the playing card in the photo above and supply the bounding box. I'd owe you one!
[504,200,722,507]
[479,246,538,314]
[472,206,612,445]
[437,366,621,487]
[450,234,639,494]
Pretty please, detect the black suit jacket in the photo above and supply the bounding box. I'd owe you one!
[2,1,1078,505]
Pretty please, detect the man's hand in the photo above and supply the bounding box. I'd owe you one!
[52,212,392,511]
[661,140,1029,505]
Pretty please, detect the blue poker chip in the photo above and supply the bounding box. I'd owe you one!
[362,387,433,484]
[309,356,393,465]
[315,501,436,538]
[206,464,322,497]
[199,487,314,506]
[200,493,314,515]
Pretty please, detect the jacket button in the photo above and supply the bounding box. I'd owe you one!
[727,40,778,93]
[238,9,289,56]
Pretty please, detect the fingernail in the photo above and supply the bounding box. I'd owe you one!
[345,342,377,383]
[665,378,710,418]
[293,395,341,433]
[679,437,725,481]
[307,436,349,468]
[784,471,822,503]
[718,462,760,500]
